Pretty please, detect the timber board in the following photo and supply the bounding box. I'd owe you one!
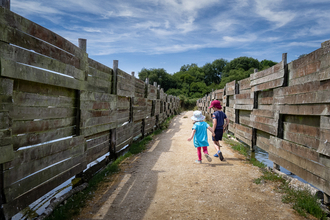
[251,78,284,92]
[12,126,75,150]
[13,91,75,107]
[88,58,112,74]
[1,59,85,90]
[4,154,84,201]
[4,142,84,187]
[250,62,282,81]
[0,23,81,69]
[0,7,83,58]
[0,42,84,80]
[3,163,83,219]
[10,106,76,120]
[0,145,14,164]
[269,152,330,195]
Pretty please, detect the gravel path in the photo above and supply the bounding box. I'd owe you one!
[75,111,306,220]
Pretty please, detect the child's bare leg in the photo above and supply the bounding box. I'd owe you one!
[213,140,221,151]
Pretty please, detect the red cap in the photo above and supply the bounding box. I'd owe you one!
[209,100,222,109]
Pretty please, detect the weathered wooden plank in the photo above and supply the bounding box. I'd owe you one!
[275,90,330,105]
[0,111,11,129]
[269,152,330,195]
[251,78,284,92]
[234,104,253,110]
[134,78,145,98]
[80,91,117,102]
[0,77,13,95]
[0,129,11,147]
[85,131,108,145]
[85,141,109,164]
[13,79,75,97]
[271,137,319,162]
[88,58,112,74]
[226,81,236,95]
[133,121,142,138]
[4,136,84,169]
[320,65,330,81]
[0,145,14,164]
[1,59,85,90]
[0,22,81,69]
[4,154,84,201]
[251,63,282,81]
[117,69,134,97]
[0,7,83,58]
[148,85,157,100]
[253,121,277,136]
[3,163,83,219]
[290,58,321,80]
[317,128,330,157]
[275,104,330,115]
[250,69,285,87]
[12,126,75,150]
[88,67,112,81]
[82,115,116,128]
[10,106,76,120]
[256,130,271,152]
[80,123,116,137]
[87,75,111,93]
[0,42,85,80]
[239,77,251,91]
[4,140,84,186]
[13,91,75,107]
[274,81,321,97]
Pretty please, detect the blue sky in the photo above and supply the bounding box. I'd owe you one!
[11,0,330,75]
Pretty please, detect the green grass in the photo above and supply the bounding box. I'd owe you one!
[45,115,176,220]
[220,129,327,219]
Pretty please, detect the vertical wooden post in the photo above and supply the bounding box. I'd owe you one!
[129,98,133,123]
[131,71,135,77]
[251,128,257,152]
[110,129,117,160]
[0,164,5,220]
[112,60,118,95]
[78,38,87,53]
[282,53,288,86]
[145,78,149,98]
[141,119,145,139]
[253,92,258,109]
[75,39,87,137]
[0,0,10,9]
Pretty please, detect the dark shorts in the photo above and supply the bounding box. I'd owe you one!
[212,128,223,141]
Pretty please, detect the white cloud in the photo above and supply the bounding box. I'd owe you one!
[254,0,296,27]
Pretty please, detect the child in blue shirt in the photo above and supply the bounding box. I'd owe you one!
[187,111,215,164]
[209,100,229,161]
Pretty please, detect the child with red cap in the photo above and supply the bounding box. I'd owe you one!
[209,100,229,161]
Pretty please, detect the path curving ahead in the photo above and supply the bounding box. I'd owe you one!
[75,111,304,220]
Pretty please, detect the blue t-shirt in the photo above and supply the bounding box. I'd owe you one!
[192,121,210,148]
[212,111,227,130]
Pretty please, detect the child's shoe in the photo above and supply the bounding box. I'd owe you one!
[218,151,224,161]
[195,160,202,164]
[214,153,219,157]
[204,154,212,162]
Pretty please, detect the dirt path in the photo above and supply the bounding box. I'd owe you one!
[75,111,306,220]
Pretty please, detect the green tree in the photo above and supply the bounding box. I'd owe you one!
[202,58,227,85]
[138,68,174,91]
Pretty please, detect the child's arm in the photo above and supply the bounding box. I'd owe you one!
[212,118,217,133]
[187,129,196,141]
[207,126,215,137]
[223,118,229,131]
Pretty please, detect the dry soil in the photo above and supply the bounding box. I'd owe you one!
[74,111,311,220]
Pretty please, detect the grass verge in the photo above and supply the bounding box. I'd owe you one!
[222,132,327,219]
[45,115,176,220]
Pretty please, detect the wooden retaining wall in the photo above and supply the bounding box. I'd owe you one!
[198,41,330,199]
[0,5,179,219]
